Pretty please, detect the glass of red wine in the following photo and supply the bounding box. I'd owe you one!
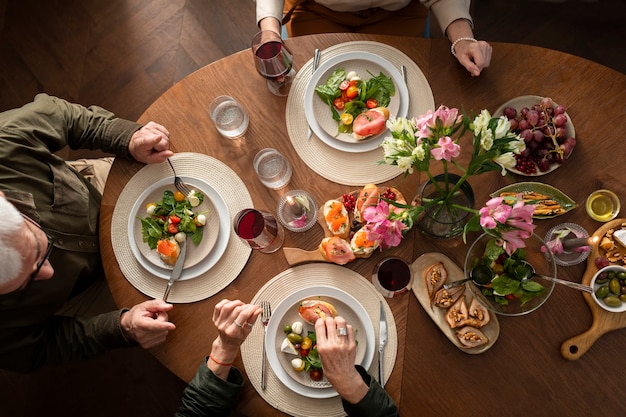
[233,208,284,253]
[251,31,296,96]
[372,257,414,298]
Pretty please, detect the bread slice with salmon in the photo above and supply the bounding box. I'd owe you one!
[322,199,350,239]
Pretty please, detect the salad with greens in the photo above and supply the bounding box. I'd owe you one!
[314,68,395,134]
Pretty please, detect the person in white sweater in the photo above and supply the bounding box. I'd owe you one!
[256,0,492,77]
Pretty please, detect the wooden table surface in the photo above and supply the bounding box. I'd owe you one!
[100,33,626,416]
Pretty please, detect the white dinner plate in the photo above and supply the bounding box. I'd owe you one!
[127,176,230,280]
[264,285,375,399]
[304,51,409,153]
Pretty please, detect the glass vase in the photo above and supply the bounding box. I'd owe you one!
[417,173,475,239]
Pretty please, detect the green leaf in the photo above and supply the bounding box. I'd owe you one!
[491,275,520,295]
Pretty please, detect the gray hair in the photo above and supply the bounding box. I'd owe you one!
[0,196,25,285]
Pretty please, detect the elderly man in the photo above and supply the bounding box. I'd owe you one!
[0,93,176,372]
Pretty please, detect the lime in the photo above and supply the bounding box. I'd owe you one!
[294,195,310,211]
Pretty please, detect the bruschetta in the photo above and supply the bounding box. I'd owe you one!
[350,227,379,258]
[352,107,390,140]
[354,184,380,223]
[323,199,350,239]
[318,236,355,265]
[298,300,338,325]
[157,238,180,266]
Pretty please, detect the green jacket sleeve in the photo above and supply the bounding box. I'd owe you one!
[342,365,400,417]
[176,359,244,417]
[1,93,142,158]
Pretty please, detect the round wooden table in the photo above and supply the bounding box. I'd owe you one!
[100,33,626,416]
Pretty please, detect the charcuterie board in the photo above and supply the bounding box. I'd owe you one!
[561,218,626,360]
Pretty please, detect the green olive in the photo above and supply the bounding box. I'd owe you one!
[287,332,304,344]
[617,271,626,280]
[602,295,622,308]
[283,325,292,334]
[609,278,621,295]
[620,294,626,302]
[595,285,610,299]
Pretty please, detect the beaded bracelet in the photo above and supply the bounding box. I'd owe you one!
[209,353,234,367]
[451,37,477,57]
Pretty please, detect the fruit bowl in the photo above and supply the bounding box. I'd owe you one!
[590,265,626,313]
[464,232,557,316]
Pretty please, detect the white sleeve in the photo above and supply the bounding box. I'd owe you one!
[256,0,285,26]
[421,0,473,34]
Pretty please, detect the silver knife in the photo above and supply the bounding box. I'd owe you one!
[163,240,186,302]
[306,48,321,140]
[378,300,388,388]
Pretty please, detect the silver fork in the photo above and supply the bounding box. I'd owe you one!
[261,301,271,390]
[167,158,192,196]
[306,48,321,140]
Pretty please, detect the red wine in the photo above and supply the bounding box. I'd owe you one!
[254,41,293,81]
[376,258,411,292]
[233,209,283,253]
[235,209,264,239]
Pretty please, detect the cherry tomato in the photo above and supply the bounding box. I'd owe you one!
[346,85,359,99]
[366,98,378,109]
[340,113,354,125]
[349,79,358,87]
[505,294,516,301]
[167,223,179,234]
[301,337,313,350]
[173,191,186,202]
[339,80,350,90]
[309,369,323,381]
[299,348,310,357]
[333,97,345,110]
[169,215,181,224]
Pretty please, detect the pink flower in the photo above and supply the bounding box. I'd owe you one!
[362,201,408,249]
[479,197,512,229]
[431,136,461,161]
[433,105,460,128]
[500,229,531,255]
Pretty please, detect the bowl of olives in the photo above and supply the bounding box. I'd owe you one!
[591,265,626,313]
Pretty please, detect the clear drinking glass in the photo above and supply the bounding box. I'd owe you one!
[233,209,284,253]
[209,95,249,139]
[253,148,292,190]
[251,31,296,96]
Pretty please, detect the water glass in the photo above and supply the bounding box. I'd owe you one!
[209,95,249,139]
[372,257,414,298]
[251,30,296,96]
[253,148,292,190]
[233,209,284,253]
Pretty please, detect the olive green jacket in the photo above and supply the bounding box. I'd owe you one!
[176,363,399,417]
[0,93,142,372]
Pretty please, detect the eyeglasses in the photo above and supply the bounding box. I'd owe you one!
[20,214,55,289]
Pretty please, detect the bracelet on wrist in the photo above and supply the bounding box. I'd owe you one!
[209,353,234,367]
[451,37,477,57]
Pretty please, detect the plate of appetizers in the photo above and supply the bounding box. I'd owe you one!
[494,95,576,176]
[304,51,409,153]
[412,252,500,354]
[490,182,577,219]
[265,285,375,398]
[127,176,230,280]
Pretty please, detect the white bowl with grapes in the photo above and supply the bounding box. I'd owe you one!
[495,95,576,176]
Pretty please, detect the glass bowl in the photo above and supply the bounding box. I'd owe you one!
[590,265,626,313]
[276,190,318,232]
[464,232,557,316]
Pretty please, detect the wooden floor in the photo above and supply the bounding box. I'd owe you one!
[0,0,624,416]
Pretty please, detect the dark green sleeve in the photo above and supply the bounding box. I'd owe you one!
[176,359,244,417]
[0,310,134,373]
[341,365,400,417]
[0,93,141,158]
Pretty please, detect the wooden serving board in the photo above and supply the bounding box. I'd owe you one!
[561,218,626,360]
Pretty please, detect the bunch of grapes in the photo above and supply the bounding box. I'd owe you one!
[503,97,576,175]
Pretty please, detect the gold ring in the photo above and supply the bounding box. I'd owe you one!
[337,327,348,336]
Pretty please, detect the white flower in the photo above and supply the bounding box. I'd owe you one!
[494,152,517,175]
[412,143,426,161]
[480,129,494,151]
[494,116,511,139]
[508,136,526,154]
[473,109,491,136]
[387,116,415,137]
[397,156,414,173]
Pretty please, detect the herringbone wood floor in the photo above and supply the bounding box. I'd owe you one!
[0,0,624,416]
